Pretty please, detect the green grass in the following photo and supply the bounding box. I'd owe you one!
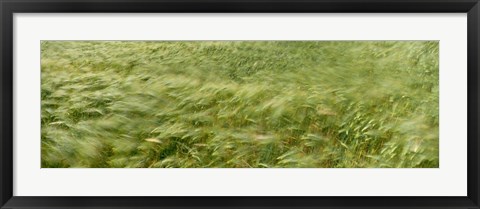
[41,41,439,168]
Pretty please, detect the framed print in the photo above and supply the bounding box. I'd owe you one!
[1,0,479,208]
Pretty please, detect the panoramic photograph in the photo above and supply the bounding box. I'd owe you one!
[41,41,439,168]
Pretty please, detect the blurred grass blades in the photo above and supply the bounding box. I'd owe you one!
[41,41,439,168]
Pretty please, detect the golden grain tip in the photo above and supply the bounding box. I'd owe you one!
[144,138,162,143]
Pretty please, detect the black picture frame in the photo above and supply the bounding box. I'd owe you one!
[1,0,479,208]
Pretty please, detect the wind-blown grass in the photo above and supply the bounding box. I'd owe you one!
[41,41,439,168]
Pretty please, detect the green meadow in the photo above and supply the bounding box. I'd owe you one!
[41,41,439,168]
